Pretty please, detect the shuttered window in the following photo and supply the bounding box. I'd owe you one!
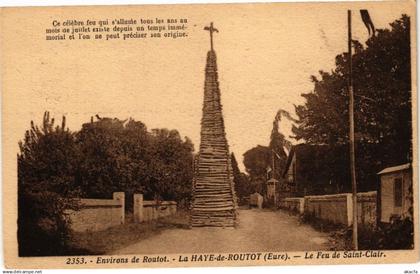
[394,178,403,207]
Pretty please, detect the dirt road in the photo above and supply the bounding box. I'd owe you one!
[110,209,332,254]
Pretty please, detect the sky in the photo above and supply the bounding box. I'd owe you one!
[3,2,414,171]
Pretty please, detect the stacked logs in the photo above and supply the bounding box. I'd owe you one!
[190,50,238,227]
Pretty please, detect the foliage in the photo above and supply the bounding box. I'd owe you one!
[231,153,251,204]
[377,217,414,249]
[243,109,296,194]
[345,217,414,250]
[145,128,194,205]
[243,145,271,193]
[269,109,295,179]
[18,112,195,255]
[77,117,131,199]
[292,15,412,189]
[76,117,194,207]
[18,112,80,256]
[269,128,288,180]
[290,144,352,195]
[302,211,413,250]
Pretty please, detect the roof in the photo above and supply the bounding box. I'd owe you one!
[377,163,411,175]
[282,146,295,178]
[281,144,330,178]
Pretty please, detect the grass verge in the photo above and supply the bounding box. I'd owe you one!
[66,210,190,255]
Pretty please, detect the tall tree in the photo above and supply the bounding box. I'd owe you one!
[146,128,194,203]
[243,145,271,193]
[77,116,194,206]
[18,112,196,256]
[292,15,411,190]
[77,117,130,198]
[18,112,80,256]
[269,109,296,179]
[231,153,251,203]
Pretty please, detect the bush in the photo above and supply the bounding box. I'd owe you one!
[336,217,414,250]
[18,191,79,256]
[18,112,81,256]
[18,112,195,255]
[77,118,194,209]
[358,217,414,250]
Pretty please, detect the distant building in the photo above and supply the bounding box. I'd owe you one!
[265,178,279,205]
[282,144,350,196]
[378,163,412,223]
[249,192,263,209]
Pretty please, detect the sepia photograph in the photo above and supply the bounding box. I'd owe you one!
[1,0,417,269]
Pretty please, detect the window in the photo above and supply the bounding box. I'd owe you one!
[394,178,403,207]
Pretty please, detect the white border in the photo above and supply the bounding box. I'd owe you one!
[0,1,418,274]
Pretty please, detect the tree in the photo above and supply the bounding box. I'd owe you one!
[18,112,196,256]
[292,15,411,190]
[243,145,271,193]
[77,116,194,207]
[77,117,130,199]
[145,128,194,205]
[269,109,295,179]
[18,112,80,256]
[231,153,251,203]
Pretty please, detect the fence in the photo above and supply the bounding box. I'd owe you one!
[133,194,177,223]
[67,192,125,232]
[280,191,377,228]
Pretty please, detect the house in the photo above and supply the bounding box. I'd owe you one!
[265,178,278,204]
[378,163,412,223]
[282,144,350,196]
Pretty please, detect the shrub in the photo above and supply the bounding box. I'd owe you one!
[342,217,414,250]
[18,112,80,256]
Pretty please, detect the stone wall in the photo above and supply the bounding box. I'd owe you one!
[133,194,177,223]
[68,192,125,232]
[304,193,353,225]
[278,197,305,214]
[280,191,377,228]
[357,191,377,227]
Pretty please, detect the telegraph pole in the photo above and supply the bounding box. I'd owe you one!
[348,10,358,250]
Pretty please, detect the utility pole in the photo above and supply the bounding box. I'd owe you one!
[348,9,358,250]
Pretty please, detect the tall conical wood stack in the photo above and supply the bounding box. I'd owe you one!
[190,48,238,228]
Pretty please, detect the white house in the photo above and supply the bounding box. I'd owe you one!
[378,163,412,223]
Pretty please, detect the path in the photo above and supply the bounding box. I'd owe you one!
[110,209,332,254]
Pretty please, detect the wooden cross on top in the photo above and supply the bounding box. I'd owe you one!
[204,22,218,51]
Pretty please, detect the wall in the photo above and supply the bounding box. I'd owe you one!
[133,194,177,223]
[278,197,304,214]
[357,191,377,227]
[280,191,377,227]
[304,193,352,226]
[67,192,125,232]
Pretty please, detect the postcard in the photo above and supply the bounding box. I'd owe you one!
[1,1,417,268]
